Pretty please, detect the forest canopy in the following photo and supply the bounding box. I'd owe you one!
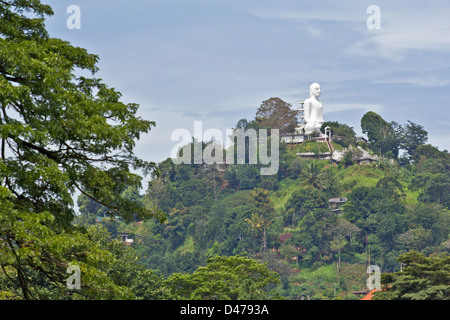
[0,0,448,301]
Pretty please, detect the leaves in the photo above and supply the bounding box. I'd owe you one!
[161,255,280,300]
[0,0,163,299]
[256,97,299,134]
[373,252,450,300]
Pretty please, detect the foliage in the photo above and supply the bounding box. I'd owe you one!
[409,172,450,208]
[373,251,449,300]
[320,121,356,148]
[361,112,402,157]
[299,161,326,190]
[160,255,280,300]
[401,120,428,157]
[284,187,328,227]
[0,221,156,299]
[255,97,298,134]
[0,0,163,299]
[1,1,448,300]
[296,141,330,153]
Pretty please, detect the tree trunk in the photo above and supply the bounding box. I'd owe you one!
[263,229,267,251]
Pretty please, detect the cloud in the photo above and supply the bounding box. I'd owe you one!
[326,103,384,114]
[373,68,450,88]
[344,2,450,60]
[246,3,365,23]
[43,0,450,162]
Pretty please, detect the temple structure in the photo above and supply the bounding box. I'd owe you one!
[280,82,379,165]
[281,82,327,144]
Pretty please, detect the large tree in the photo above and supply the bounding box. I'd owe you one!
[373,251,449,300]
[255,97,298,134]
[401,120,428,157]
[0,0,162,299]
[361,111,402,158]
[161,255,280,300]
[284,186,328,227]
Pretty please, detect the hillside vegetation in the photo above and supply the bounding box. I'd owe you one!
[0,1,447,300]
[76,127,449,299]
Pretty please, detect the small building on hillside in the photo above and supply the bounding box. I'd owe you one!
[329,197,347,213]
[281,133,306,144]
[356,136,368,144]
[356,156,378,165]
[118,232,134,246]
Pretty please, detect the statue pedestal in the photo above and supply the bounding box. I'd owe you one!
[304,122,324,136]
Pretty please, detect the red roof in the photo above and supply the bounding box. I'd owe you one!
[361,289,378,300]
[279,233,292,242]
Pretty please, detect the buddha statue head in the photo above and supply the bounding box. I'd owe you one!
[309,83,321,99]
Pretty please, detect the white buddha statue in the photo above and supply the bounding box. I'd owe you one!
[303,82,324,135]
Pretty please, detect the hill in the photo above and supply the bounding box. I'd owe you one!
[76,134,448,299]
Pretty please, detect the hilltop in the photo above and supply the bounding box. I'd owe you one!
[74,98,449,300]
[76,124,448,299]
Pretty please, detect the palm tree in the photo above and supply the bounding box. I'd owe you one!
[245,213,272,251]
[300,162,325,190]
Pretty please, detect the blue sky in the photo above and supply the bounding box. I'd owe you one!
[44,0,450,164]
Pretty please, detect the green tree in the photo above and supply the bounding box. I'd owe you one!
[249,188,274,214]
[86,225,164,300]
[396,227,433,252]
[235,118,250,131]
[342,150,355,167]
[401,120,428,157]
[224,164,261,190]
[292,208,336,264]
[343,186,405,234]
[76,193,107,225]
[245,212,272,251]
[343,185,407,263]
[178,179,212,208]
[0,223,150,299]
[405,203,449,247]
[255,97,298,134]
[361,112,402,157]
[163,208,187,250]
[361,111,388,150]
[376,175,406,202]
[412,144,447,163]
[300,161,326,190]
[161,255,280,300]
[0,0,162,299]
[330,217,360,275]
[373,251,449,300]
[321,121,356,148]
[222,204,261,254]
[284,187,328,227]
[409,172,450,208]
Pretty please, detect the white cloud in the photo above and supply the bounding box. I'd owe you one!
[374,71,450,88]
[326,103,384,114]
[345,3,450,60]
[246,4,364,23]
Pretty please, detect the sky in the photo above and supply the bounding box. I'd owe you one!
[43,0,450,167]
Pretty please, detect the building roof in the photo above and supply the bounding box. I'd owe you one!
[279,233,292,242]
[328,197,347,203]
[361,289,379,300]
